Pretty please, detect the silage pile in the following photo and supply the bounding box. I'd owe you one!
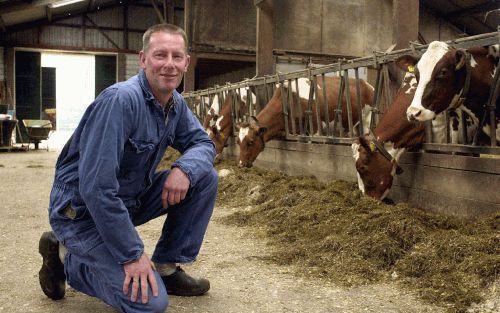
[159,150,499,313]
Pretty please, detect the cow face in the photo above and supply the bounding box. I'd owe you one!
[404,41,468,122]
[236,121,267,168]
[205,115,227,157]
[351,136,401,200]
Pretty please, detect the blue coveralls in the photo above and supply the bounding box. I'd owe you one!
[48,69,218,313]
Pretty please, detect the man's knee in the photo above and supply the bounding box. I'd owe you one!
[119,288,168,313]
[145,293,169,313]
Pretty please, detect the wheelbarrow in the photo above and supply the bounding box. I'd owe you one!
[22,119,52,151]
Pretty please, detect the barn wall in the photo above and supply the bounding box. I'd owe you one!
[1,5,159,51]
[190,0,256,51]
[222,140,499,219]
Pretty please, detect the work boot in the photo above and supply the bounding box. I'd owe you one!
[161,266,210,296]
[38,231,66,300]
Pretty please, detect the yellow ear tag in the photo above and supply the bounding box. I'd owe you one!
[369,142,376,152]
[407,65,415,73]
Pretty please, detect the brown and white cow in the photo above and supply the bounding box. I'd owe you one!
[352,64,478,200]
[402,42,499,141]
[203,88,252,158]
[237,76,375,167]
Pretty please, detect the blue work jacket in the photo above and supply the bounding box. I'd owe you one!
[51,69,216,264]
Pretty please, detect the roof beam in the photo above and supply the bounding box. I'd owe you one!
[46,5,53,23]
[150,0,165,23]
[0,16,5,32]
[445,1,499,19]
[87,0,95,11]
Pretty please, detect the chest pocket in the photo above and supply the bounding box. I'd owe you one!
[121,138,157,171]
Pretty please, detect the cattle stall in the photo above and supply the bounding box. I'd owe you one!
[185,31,500,218]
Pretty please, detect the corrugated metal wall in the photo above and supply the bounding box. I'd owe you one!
[125,53,140,80]
[2,6,158,51]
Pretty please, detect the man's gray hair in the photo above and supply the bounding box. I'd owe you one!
[142,23,188,53]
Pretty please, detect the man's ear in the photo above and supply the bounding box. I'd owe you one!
[139,51,146,69]
[184,54,191,72]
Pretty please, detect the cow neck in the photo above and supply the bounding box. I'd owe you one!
[373,78,423,148]
[256,97,286,142]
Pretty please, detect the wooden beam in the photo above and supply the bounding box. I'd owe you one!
[46,5,53,22]
[150,0,165,23]
[0,16,6,32]
[87,0,96,11]
[123,0,129,50]
[255,0,274,76]
[84,15,120,49]
[392,0,419,50]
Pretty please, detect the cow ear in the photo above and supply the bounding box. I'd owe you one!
[455,50,467,70]
[258,127,267,136]
[235,123,241,131]
[396,55,418,72]
[358,136,371,152]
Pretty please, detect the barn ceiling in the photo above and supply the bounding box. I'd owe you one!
[0,0,173,33]
[0,0,498,36]
[420,0,499,36]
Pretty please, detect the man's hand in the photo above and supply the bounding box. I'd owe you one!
[162,167,189,208]
[123,253,159,304]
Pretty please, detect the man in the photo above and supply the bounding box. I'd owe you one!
[38,23,218,313]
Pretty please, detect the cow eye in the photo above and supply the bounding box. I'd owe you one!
[247,140,254,146]
[437,68,447,79]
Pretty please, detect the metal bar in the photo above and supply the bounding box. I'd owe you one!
[321,73,331,137]
[150,0,166,23]
[230,90,237,135]
[343,70,354,138]
[336,72,346,137]
[311,75,322,136]
[288,80,297,135]
[370,67,382,130]
[354,68,363,136]
[279,82,290,136]
[460,109,467,144]
[306,75,315,136]
[382,64,393,109]
[295,78,304,136]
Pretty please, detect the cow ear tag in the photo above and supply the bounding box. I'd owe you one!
[407,65,415,73]
[369,142,376,152]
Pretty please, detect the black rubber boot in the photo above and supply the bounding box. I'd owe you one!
[161,266,210,296]
[38,231,66,300]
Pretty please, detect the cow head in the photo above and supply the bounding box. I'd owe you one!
[205,114,227,157]
[236,118,267,168]
[351,136,403,200]
[402,41,469,122]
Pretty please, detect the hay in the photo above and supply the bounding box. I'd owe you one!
[212,157,499,313]
[158,150,499,312]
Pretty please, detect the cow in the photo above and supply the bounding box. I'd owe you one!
[237,76,375,167]
[203,88,253,158]
[352,64,478,200]
[401,41,499,142]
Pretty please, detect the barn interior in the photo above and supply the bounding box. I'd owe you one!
[0,1,498,311]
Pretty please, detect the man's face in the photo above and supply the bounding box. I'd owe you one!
[139,32,190,102]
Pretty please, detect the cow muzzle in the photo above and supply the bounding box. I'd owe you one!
[238,160,253,168]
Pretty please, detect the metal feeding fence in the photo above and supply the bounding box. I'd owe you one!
[184,30,500,156]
